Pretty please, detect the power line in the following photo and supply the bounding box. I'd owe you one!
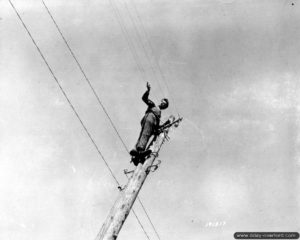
[8,1,151,239]
[41,0,130,154]
[132,210,151,240]
[8,0,120,186]
[125,173,162,240]
[108,0,160,100]
[136,198,161,240]
[122,0,165,101]
[41,1,163,239]
[108,0,146,81]
[103,2,165,239]
[118,4,181,238]
[129,0,180,115]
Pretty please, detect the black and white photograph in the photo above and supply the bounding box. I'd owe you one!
[1,0,299,239]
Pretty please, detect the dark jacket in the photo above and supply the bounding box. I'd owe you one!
[141,89,161,128]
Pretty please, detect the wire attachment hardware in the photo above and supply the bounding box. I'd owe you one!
[146,159,162,173]
[124,169,134,175]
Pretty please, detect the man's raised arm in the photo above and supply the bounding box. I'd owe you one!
[142,82,155,107]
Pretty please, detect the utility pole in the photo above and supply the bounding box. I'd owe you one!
[96,116,182,240]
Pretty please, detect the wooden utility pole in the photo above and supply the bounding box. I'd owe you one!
[96,117,182,240]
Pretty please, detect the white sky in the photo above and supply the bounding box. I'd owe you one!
[0,0,300,240]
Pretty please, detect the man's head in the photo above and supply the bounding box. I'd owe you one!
[159,98,169,110]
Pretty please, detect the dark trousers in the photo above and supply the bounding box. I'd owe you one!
[135,112,157,152]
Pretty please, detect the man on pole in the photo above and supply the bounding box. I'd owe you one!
[130,82,170,165]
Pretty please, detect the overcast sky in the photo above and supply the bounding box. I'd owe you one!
[1,0,300,240]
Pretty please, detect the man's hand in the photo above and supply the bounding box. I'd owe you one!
[146,82,151,91]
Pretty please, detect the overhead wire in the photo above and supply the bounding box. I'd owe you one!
[110,2,182,239]
[122,0,165,98]
[8,0,121,187]
[125,173,162,240]
[131,210,151,240]
[128,0,180,115]
[8,1,151,239]
[41,1,162,239]
[105,1,166,239]
[136,198,161,240]
[108,0,146,80]
[108,0,160,100]
[120,3,183,239]
[41,0,130,154]
[118,5,163,238]
[36,0,163,238]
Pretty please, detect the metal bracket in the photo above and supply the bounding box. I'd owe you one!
[150,151,159,158]
[146,159,162,173]
[124,169,134,175]
[158,116,183,133]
